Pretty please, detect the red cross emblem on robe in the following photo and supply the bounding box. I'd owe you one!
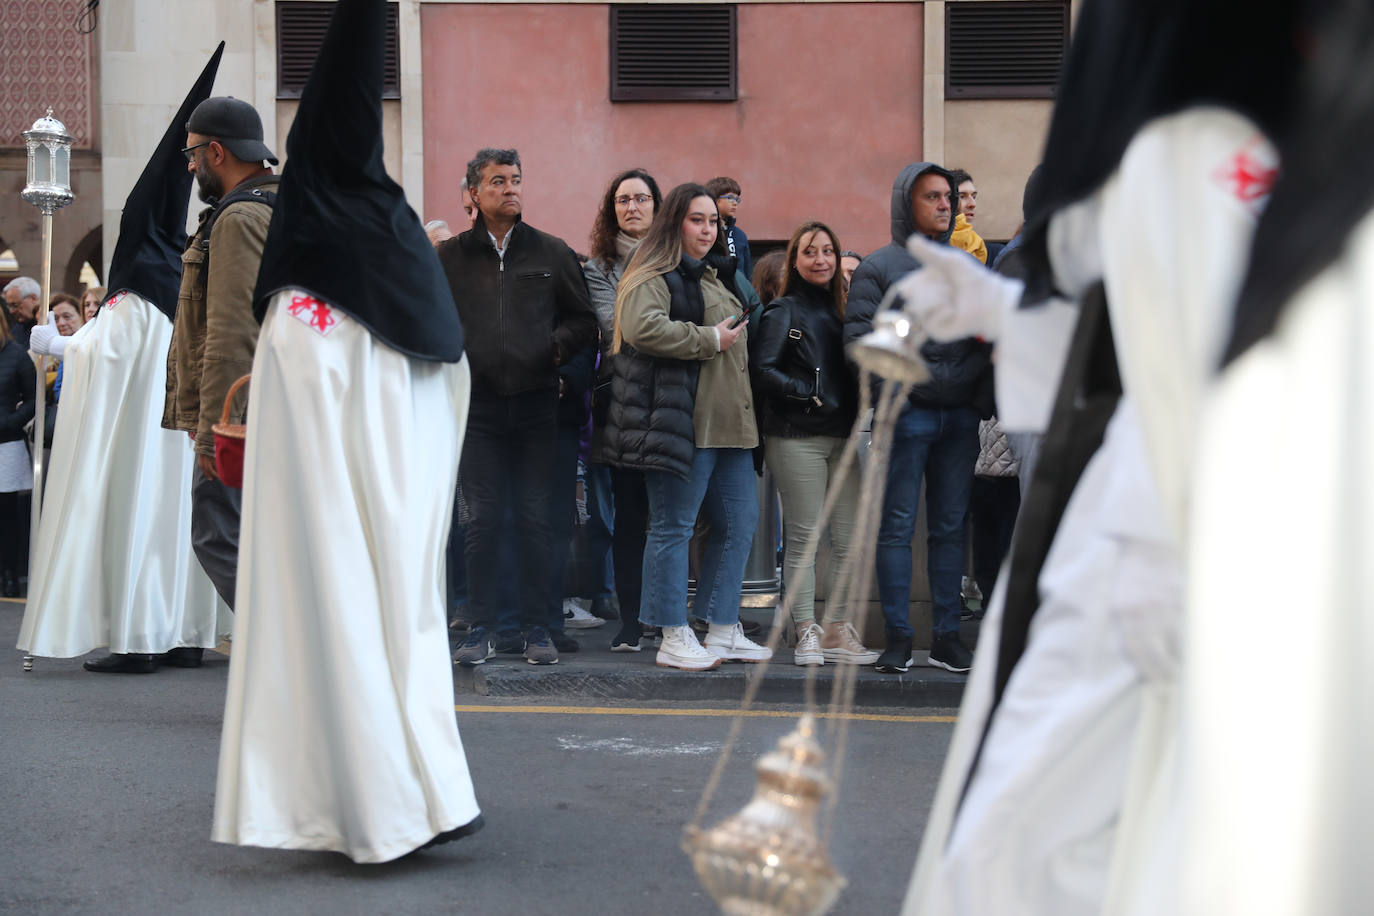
[286,294,340,337]
[105,291,128,310]
[1213,146,1278,213]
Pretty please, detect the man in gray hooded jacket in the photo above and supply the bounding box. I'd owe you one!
[844,162,991,675]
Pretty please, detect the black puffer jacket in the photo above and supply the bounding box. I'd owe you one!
[0,337,36,443]
[751,282,858,439]
[844,162,993,412]
[436,214,597,396]
[599,260,712,479]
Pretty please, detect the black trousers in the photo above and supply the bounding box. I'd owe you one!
[461,388,558,633]
[609,466,649,634]
[970,475,1021,603]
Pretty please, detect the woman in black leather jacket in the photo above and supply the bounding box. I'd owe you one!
[751,221,878,667]
[0,307,36,596]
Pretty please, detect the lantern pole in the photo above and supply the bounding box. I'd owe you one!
[20,108,74,672]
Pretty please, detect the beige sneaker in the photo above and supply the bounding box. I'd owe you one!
[821,621,881,665]
[794,623,824,667]
[657,625,722,671]
[705,622,773,663]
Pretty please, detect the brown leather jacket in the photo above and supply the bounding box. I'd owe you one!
[162,175,278,456]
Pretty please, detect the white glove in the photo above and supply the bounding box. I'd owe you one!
[28,323,68,360]
[892,234,1023,342]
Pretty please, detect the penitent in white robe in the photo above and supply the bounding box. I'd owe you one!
[1179,210,1374,915]
[904,107,1275,916]
[213,290,480,864]
[17,291,226,657]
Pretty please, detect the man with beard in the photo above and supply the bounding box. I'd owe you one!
[163,97,278,608]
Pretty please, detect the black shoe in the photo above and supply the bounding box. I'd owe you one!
[419,813,485,851]
[874,636,914,674]
[927,633,973,673]
[83,653,158,674]
[494,631,526,654]
[590,594,619,620]
[158,647,204,668]
[549,630,580,653]
[611,625,642,653]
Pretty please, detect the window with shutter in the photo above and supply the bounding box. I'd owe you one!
[610,4,737,102]
[946,1,1068,99]
[276,1,401,99]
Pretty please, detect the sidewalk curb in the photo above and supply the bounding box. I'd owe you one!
[453,657,966,708]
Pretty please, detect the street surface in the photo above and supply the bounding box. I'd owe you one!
[0,600,955,914]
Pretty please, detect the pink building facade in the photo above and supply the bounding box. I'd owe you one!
[421,2,926,258]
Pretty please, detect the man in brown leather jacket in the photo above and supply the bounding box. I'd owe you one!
[163,97,278,608]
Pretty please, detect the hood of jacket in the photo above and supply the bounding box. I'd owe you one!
[890,162,957,246]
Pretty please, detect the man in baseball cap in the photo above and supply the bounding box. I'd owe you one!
[185,96,277,170]
[165,94,280,610]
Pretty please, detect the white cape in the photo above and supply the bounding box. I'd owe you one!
[213,290,480,863]
[1181,209,1374,914]
[904,107,1272,916]
[17,291,226,656]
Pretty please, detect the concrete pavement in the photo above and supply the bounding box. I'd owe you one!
[0,600,956,915]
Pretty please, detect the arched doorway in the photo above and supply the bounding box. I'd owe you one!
[64,227,102,295]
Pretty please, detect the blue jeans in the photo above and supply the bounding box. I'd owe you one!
[641,448,759,629]
[876,406,980,638]
[584,463,615,596]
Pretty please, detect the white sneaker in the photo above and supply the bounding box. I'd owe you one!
[563,598,605,629]
[820,621,881,665]
[656,625,721,671]
[705,622,773,663]
[793,623,824,667]
[961,575,983,603]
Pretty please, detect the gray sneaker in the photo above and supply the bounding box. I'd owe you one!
[524,627,559,666]
[453,626,494,667]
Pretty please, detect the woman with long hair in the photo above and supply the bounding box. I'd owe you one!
[0,306,36,596]
[600,183,770,670]
[752,221,876,666]
[585,168,662,649]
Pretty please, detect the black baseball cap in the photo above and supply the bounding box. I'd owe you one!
[186,96,278,165]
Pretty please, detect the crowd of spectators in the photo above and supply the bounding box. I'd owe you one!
[429,151,1026,674]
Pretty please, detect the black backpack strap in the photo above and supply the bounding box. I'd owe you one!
[199,185,277,250]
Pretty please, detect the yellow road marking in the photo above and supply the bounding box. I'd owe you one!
[454,704,954,724]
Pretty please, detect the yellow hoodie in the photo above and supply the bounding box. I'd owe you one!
[949,213,988,264]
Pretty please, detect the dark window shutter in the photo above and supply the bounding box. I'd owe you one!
[277,1,401,99]
[610,4,737,102]
[946,1,1068,99]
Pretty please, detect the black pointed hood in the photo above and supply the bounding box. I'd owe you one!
[106,42,223,320]
[252,0,463,361]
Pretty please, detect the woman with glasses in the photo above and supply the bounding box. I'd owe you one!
[752,221,876,666]
[585,168,662,650]
[600,183,771,670]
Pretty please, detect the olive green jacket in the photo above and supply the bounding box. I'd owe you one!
[619,264,758,450]
[162,175,278,456]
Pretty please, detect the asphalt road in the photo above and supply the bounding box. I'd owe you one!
[0,601,955,915]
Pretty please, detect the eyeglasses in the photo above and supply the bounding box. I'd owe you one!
[181,141,212,162]
[615,194,653,207]
[718,194,741,203]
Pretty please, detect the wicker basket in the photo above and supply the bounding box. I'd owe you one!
[211,374,251,488]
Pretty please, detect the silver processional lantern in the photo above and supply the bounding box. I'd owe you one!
[22,108,75,214]
[20,108,74,673]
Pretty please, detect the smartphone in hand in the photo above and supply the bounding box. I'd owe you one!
[727,312,747,329]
